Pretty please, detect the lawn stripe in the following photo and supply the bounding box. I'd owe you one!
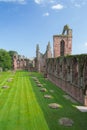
[25,73,49,130]
[1,71,87,130]
[6,72,21,130]
[0,71,50,130]
[0,72,18,129]
[0,72,11,87]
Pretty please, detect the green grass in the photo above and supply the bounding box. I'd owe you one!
[0,71,87,130]
[0,71,49,130]
[30,72,87,130]
[0,71,12,86]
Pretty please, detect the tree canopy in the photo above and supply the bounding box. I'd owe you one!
[8,50,18,59]
[0,49,12,71]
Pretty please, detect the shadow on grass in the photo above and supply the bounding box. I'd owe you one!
[29,72,86,130]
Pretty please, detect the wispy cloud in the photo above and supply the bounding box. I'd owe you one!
[34,0,56,5]
[34,0,43,4]
[49,0,55,3]
[0,0,26,4]
[43,12,49,16]
[34,0,87,9]
[85,42,87,47]
[51,4,64,10]
[70,0,87,8]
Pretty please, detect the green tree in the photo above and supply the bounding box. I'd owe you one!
[0,49,12,71]
[8,50,18,59]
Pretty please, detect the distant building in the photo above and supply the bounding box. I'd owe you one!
[13,54,34,71]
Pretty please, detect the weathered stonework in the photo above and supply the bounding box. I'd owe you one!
[35,25,87,106]
[53,25,72,58]
[13,54,34,71]
[46,55,87,106]
[35,41,52,73]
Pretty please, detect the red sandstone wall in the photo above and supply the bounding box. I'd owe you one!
[48,73,84,104]
[53,35,72,58]
[46,55,87,106]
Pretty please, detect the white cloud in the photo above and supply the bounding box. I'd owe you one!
[43,12,49,16]
[0,0,26,4]
[34,0,43,4]
[34,0,87,9]
[85,42,87,47]
[34,0,56,5]
[51,4,64,10]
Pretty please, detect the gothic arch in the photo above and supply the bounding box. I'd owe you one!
[60,40,65,56]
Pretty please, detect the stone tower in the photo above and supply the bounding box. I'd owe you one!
[46,41,52,58]
[36,44,40,72]
[53,25,72,58]
[13,53,18,70]
[36,44,40,60]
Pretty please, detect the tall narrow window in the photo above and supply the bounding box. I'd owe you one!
[60,40,65,56]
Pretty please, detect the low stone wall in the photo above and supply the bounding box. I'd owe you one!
[46,55,87,106]
[48,73,84,104]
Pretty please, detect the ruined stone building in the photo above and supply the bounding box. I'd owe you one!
[13,54,34,71]
[35,25,87,106]
[35,41,52,73]
[53,25,72,57]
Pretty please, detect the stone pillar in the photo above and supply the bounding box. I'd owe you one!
[84,96,87,106]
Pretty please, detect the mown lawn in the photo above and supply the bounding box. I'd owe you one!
[0,71,49,130]
[0,71,87,130]
[30,72,87,130]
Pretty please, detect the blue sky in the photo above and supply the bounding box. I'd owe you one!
[0,0,87,58]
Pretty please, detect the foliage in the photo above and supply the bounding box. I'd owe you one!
[8,50,18,59]
[0,49,12,71]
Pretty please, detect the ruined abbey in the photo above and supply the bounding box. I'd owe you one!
[12,25,87,106]
[13,53,35,71]
[35,25,87,106]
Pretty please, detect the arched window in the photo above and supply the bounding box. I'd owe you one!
[60,40,65,56]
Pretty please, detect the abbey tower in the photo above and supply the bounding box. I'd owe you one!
[53,25,72,58]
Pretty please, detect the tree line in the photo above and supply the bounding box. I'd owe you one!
[0,49,18,71]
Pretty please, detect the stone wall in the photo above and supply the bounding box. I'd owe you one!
[46,55,87,106]
[13,54,32,71]
[34,25,87,106]
[53,25,72,58]
[35,42,52,73]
